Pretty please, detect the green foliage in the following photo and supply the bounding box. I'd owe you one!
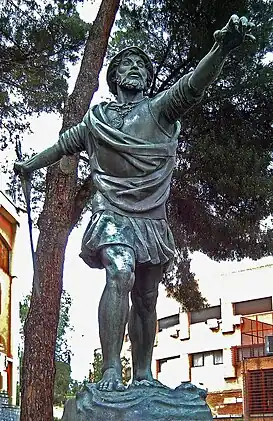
[19,294,31,339]
[68,378,87,396]
[111,0,273,306]
[55,291,74,363]
[53,361,71,406]
[0,0,88,149]
[88,350,131,384]
[89,350,103,383]
[20,290,73,363]
[121,355,131,383]
[164,250,208,311]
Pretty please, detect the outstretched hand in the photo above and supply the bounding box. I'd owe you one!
[14,161,31,180]
[214,15,255,54]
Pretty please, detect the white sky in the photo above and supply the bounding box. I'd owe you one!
[2,0,273,381]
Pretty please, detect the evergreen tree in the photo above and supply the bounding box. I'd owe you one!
[53,361,71,406]
[55,291,73,364]
[164,249,209,311]
[89,350,131,384]
[89,350,103,383]
[0,0,88,148]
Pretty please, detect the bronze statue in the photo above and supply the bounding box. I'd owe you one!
[15,15,255,393]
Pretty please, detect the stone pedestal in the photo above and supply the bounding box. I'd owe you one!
[61,382,212,421]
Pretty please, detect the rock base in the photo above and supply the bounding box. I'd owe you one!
[61,382,213,421]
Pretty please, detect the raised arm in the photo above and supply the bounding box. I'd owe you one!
[157,15,255,124]
[189,15,255,93]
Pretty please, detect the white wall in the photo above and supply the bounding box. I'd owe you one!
[190,351,240,392]
[220,265,273,303]
[157,357,182,388]
[182,322,241,355]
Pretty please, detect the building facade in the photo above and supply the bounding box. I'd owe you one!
[0,191,22,405]
[122,264,273,420]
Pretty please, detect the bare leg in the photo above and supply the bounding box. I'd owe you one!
[128,264,164,385]
[97,245,135,392]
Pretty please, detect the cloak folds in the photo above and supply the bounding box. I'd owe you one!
[83,103,180,217]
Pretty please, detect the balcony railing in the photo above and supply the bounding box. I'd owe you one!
[232,344,268,364]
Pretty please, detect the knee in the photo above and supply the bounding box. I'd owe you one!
[142,289,158,313]
[102,246,135,294]
[112,267,135,294]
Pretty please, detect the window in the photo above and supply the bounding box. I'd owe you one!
[158,314,179,331]
[234,297,272,316]
[235,344,265,362]
[191,306,221,324]
[213,350,223,365]
[192,353,204,367]
[157,355,180,373]
[265,335,273,355]
[247,369,273,415]
[0,237,9,273]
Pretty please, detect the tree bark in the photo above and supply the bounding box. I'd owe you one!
[20,1,120,420]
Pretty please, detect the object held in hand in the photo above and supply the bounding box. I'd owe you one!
[14,161,29,178]
[14,140,40,296]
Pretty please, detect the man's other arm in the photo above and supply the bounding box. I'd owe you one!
[14,119,90,176]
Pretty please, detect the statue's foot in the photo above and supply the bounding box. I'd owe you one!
[96,368,126,392]
[131,378,168,388]
[131,371,168,389]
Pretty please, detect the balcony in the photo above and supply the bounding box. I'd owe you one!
[232,312,273,365]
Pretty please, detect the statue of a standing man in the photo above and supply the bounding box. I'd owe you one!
[15,15,254,392]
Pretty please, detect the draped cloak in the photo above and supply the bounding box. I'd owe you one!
[58,73,203,269]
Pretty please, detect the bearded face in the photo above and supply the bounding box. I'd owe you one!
[115,53,148,93]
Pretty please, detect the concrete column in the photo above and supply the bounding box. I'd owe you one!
[179,311,190,340]
[1,370,7,392]
[221,301,235,333]
[180,353,190,382]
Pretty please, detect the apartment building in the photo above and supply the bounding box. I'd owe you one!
[122,263,273,420]
[0,191,23,405]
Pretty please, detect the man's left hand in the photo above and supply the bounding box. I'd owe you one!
[214,15,255,54]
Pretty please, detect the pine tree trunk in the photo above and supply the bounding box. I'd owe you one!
[20,1,120,420]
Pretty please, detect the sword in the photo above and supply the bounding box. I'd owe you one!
[15,139,40,296]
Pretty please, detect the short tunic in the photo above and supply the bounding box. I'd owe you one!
[79,210,175,269]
